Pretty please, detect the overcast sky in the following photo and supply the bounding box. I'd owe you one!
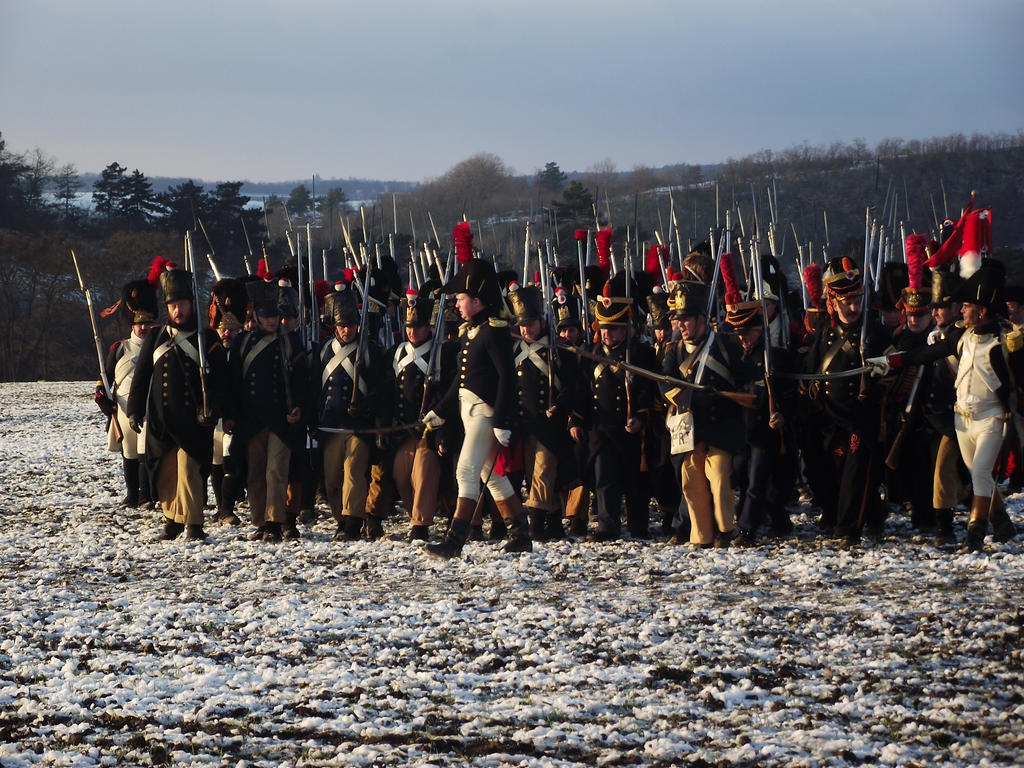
[2,0,1022,184]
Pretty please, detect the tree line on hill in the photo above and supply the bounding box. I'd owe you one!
[0,129,1022,382]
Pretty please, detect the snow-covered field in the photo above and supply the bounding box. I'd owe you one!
[1,381,1022,767]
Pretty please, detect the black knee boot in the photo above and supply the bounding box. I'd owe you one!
[122,458,140,508]
[426,501,474,560]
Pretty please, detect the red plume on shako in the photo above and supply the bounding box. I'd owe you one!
[803,263,824,310]
[719,252,742,307]
[453,221,475,265]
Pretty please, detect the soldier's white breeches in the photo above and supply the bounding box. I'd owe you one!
[954,410,1006,498]
[456,389,516,502]
[108,408,142,459]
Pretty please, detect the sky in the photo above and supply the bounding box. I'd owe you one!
[2,0,1023,184]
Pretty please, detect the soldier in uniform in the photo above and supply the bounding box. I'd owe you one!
[875,262,1021,552]
[276,277,318,536]
[920,267,966,546]
[879,236,939,530]
[384,288,454,541]
[727,284,796,546]
[96,276,160,509]
[127,259,228,541]
[569,283,659,541]
[314,281,386,541]
[552,284,589,536]
[507,282,577,541]
[644,288,683,536]
[803,254,891,546]
[224,279,308,542]
[423,255,533,558]
[660,268,751,548]
[207,277,250,525]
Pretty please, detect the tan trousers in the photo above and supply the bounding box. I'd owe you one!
[933,434,964,509]
[393,435,441,526]
[156,447,204,525]
[247,428,291,526]
[562,485,586,520]
[522,435,560,512]
[322,432,370,521]
[681,442,735,545]
[366,461,393,519]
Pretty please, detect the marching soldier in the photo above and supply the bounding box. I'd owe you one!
[644,289,683,536]
[570,283,659,541]
[880,236,938,530]
[423,253,533,558]
[384,288,455,541]
[96,276,160,509]
[920,267,967,546]
[661,273,751,548]
[803,254,891,546]
[727,286,796,546]
[874,262,1021,552]
[208,277,249,525]
[314,281,386,541]
[507,282,577,541]
[127,259,228,541]
[224,279,308,542]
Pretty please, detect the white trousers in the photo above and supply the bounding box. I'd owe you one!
[955,410,1007,498]
[456,389,515,502]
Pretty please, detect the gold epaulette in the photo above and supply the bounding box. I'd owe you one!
[489,317,508,328]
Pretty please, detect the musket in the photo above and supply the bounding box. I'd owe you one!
[306,223,316,351]
[185,230,213,424]
[427,211,443,254]
[295,229,307,351]
[753,248,785,452]
[282,202,294,237]
[420,282,449,420]
[350,261,374,408]
[624,234,633,427]
[71,249,122,442]
[579,229,591,333]
[542,239,559,411]
[557,342,756,408]
[284,229,297,262]
[822,210,831,260]
[206,254,222,281]
[669,189,684,267]
[765,222,790,349]
[929,193,941,237]
[522,221,531,286]
[239,215,255,276]
[859,211,875,364]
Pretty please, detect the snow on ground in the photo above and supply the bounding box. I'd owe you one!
[0,381,1022,767]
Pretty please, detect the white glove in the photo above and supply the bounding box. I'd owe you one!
[493,428,511,447]
[865,355,890,377]
[422,410,445,430]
